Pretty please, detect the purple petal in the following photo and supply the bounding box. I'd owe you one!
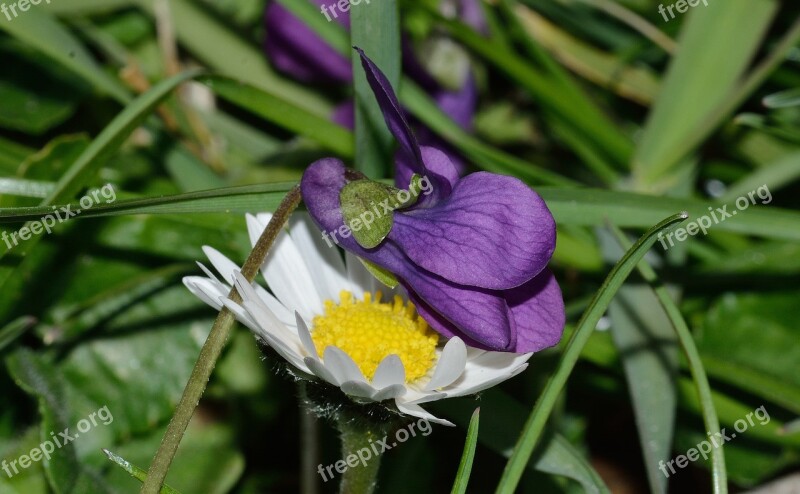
[402,275,516,352]
[505,270,565,352]
[355,47,423,170]
[389,172,556,290]
[395,146,459,206]
[264,1,352,83]
[458,0,489,34]
[433,73,478,131]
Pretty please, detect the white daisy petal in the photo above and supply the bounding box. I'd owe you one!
[425,337,468,391]
[395,401,454,427]
[444,351,532,398]
[341,381,379,399]
[196,262,225,286]
[305,357,339,386]
[371,355,406,389]
[447,364,529,398]
[245,214,323,318]
[295,311,318,360]
[220,298,259,332]
[289,215,350,301]
[370,384,406,402]
[323,346,368,384]
[202,246,241,283]
[183,277,226,311]
[252,285,295,327]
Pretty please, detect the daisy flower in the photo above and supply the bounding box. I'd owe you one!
[184,213,533,425]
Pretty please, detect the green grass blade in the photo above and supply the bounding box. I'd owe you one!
[200,75,354,158]
[0,316,36,353]
[400,81,578,186]
[132,0,332,116]
[495,212,688,493]
[451,408,480,494]
[633,1,779,188]
[0,67,203,297]
[0,5,131,104]
[351,0,401,178]
[428,9,633,165]
[609,225,727,494]
[103,450,182,494]
[4,186,800,242]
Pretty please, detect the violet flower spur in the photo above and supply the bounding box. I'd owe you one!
[301,49,565,353]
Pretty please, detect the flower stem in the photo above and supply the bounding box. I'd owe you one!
[141,185,302,494]
[336,418,387,494]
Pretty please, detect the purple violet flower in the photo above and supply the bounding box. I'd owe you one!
[301,49,565,353]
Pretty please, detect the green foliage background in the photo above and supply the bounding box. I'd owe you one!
[0,0,799,492]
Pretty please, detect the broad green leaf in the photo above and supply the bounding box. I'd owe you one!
[0,427,49,494]
[633,0,779,188]
[697,291,800,414]
[450,408,480,494]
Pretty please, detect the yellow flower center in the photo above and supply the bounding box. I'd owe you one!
[311,290,439,383]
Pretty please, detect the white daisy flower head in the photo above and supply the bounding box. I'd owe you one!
[183,213,533,426]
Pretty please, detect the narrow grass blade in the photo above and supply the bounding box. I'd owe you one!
[608,225,728,493]
[200,75,354,158]
[0,6,130,103]
[633,1,779,188]
[0,316,36,353]
[3,186,800,242]
[600,230,678,494]
[351,0,401,178]
[495,212,688,493]
[103,450,182,494]
[132,0,332,115]
[451,408,480,494]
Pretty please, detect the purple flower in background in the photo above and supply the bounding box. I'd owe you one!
[301,50,565,353]
[263,0,483,172]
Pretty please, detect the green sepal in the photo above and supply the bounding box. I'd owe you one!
[359,258,399,289]
[340,179,398,248]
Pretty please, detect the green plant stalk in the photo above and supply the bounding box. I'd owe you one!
[495,212,688,493]
[141,185,303,494]
[336,419,387,494]
[609,225,726,494]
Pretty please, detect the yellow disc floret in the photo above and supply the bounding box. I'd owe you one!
[311,290,439,383]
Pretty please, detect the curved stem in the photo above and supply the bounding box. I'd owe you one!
[141,185,302,494]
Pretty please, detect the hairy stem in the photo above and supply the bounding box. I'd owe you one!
[141,185,302,494]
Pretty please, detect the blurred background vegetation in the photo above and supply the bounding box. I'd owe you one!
[0,0,799,492]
